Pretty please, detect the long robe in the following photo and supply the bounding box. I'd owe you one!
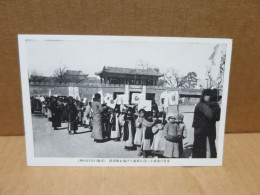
[151,123,165,152]
[66,102,78,131]
[50,101,62,128]
[142,119,154,151]
[134,117,144,146]
[122,115,135,148]
[91,101,104,140]
[110,113,120,139]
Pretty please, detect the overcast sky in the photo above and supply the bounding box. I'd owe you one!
[26,39,225,82]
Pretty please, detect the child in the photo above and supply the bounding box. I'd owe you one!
[163,113,182,158]
[151,111,167,157]
[122,107,136,150]
[142,111,154,158]
[134,109,146,156]
[83,102,93,130]
[110,107,121,141]
[177,113,187,158]
[119,106,127,141]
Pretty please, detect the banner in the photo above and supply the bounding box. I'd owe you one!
[104,93,113,104]
[168,91,179,106]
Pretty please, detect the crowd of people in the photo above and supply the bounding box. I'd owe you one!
[31,88,220,159]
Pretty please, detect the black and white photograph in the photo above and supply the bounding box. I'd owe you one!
[18,35,232,166]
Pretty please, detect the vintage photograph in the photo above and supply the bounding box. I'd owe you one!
[18,35,232,166]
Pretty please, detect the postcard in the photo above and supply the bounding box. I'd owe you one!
[18,35,232,166]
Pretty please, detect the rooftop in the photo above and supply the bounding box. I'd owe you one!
[95,66,164,77]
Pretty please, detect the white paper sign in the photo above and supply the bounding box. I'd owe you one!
[138,100,152,111]
[168,91,179,106]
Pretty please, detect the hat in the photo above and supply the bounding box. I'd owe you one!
[177,113,184,120]
[167,113,177,120]
[203,89,212,96]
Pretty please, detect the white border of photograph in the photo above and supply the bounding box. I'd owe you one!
[18,35,232,166]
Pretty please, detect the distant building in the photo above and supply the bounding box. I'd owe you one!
[95,66,164,86]
[64,70,88,83]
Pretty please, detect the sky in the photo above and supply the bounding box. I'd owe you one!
[25,39,225,83]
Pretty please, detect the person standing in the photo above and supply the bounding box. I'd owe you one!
[66,97,78,135]
[91,93,105,142]
[163,113,181,158]
[207,89,221,158]
[134,109,146,156]
[192,89,214,158]
[110,107,121,141]
[122,107,136,150]
[50,97,62,130]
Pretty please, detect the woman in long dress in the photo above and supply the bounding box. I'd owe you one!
[122,107,136,150]
[142,111,154,158]
[91,93,105,142]
[151,111,167,157]
[134,109,146,156]
[110,107,121,141]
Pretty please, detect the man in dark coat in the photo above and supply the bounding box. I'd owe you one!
[50,97,62,130]
[207,89,221,158]
[66,97,78,135]
[192,89,214,158]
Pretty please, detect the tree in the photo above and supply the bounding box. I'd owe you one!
[181,72,198,89]
[163,68,184,88]
[54,66,67,84]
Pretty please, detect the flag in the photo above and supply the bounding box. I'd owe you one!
[107,98,116,109]
[131,93,141,104]
[104,93,113,104]
[168,91,179,106]
[209,44,219,65]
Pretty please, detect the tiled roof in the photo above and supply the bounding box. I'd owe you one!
[96,66,163,77]
[65,70,84,76]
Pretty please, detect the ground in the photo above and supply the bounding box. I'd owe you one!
[32,111,218,158]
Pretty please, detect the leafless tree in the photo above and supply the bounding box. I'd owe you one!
[163,68,184,88]
[54,66,67,84]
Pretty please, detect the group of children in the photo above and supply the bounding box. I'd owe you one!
[87,103,188,158]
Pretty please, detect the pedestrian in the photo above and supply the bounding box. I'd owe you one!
[83,101,93,129]
[91,93,106,142]
[177,113,187,158]
[134,109,146,156]
[151,111,167,157]
[142,111,154,158]
[110,106,121,141]
[66,97,78,135]
[122,107,136,150]
[50,97,62,130]
[207,89,221,158]
[163,113,181,158]
[192,89,214,158]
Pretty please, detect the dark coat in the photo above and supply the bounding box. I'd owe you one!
[66,102,78,130]
[50,101,62,128]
